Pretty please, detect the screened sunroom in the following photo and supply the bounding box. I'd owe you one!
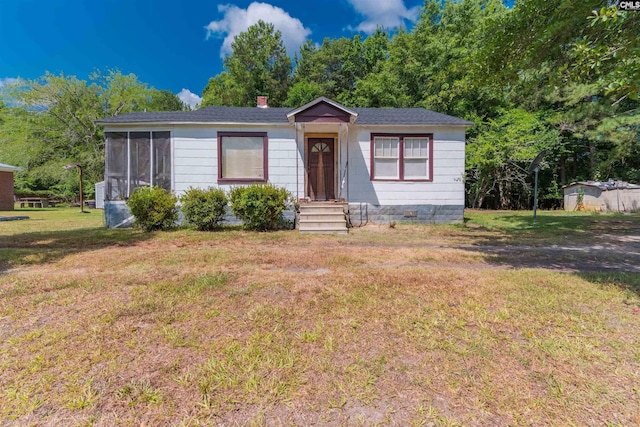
[104,131,171,200]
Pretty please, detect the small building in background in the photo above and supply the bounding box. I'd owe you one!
[563,180,640,212]
[94,181,105,209]
[0,163,21,211]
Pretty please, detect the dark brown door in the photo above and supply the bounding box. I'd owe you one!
[308,138,335,200]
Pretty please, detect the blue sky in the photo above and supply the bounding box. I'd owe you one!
[0,0,423,108]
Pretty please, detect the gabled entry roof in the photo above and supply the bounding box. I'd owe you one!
[286,97,358,124]
[96,96,474,127]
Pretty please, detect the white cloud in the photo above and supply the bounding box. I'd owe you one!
[0,78,24,107]
[0,77,20,89]
[346,0,420,33]
[177,88,202,109]
[205,2,311,58]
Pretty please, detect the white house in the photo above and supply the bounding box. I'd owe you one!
[96,97,473,229]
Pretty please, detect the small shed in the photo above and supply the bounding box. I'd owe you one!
[95,181,105,209]
[0,163,21,211]
[563,180,640,212]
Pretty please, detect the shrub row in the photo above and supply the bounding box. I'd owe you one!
[126,184,293,232]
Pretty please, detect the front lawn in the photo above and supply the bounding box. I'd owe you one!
[1,208,639,425]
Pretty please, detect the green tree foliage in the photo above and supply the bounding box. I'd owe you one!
[202,21,292,107]
[412,0,507,116]
[479,0,640,191]
[0,70,183,198]
[148,89,189,111]
[291,30,390,106]
[201,73,245,107]
[284,81,324,108]
[350,0,508,114]
[571,6,640,103]
[466,109,559,209]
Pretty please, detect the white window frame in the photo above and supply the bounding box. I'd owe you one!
[370,133,433,182]
[373,136,400,179]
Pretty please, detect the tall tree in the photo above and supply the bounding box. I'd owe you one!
[290,29,390,106]
[480,1,640,185]
[466,108,559,209]
[149,89,188,112]
[570,6,640,104]
[202,21,292,107]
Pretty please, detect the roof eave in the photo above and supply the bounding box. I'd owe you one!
[98,121,292,127]
[357,122,474,127]
[286,96,359,120]
[99,121,473,127]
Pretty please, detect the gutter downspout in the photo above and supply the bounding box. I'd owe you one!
[337,123,342,201]
[295,122,301,201]
[346,123,350,204]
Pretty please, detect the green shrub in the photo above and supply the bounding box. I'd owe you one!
[229,184,292,231]
[126,186,178,231]
[180,187,228,231]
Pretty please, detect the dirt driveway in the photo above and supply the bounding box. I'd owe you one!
[349,220,640,274]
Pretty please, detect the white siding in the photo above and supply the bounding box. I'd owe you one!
[172,125,300,196]
[173,126,217,193]
[266,133,299,195]
[104,122,467,207]
[346,126,466,206]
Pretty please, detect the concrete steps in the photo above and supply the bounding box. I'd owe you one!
[299,203,348,234]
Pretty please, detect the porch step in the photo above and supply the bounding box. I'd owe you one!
[298,203,348,234]
[300,212,347,222]
[298,204,346,214]
[299,228,349,235]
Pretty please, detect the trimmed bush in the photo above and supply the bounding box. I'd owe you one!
[126,186,178,231]
[229,184,292,231]
[180,187,228,231]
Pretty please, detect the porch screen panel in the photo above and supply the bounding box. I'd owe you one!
[404,137,429,179]
[130,132,151,194]
[153,131,171,190]
[373,137,399,179]
[221,136,264,179]
[105,132,127,200]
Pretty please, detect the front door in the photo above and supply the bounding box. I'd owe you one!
[308,138,335,201]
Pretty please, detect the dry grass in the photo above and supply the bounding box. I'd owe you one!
[1,208,639,426]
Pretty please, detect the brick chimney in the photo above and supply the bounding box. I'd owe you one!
[257,96,268,108]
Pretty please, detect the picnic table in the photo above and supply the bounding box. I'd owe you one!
[19,197,49,208]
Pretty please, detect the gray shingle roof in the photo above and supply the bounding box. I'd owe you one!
[96,104,473,126]
[564,181,640,190]
[352,108,473,126]
[96,106,291,124]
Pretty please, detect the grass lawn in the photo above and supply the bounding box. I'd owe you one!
[1,208,639,426]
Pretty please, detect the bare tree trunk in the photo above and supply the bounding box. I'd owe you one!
[476,178,489,209]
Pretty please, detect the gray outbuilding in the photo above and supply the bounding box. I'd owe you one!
[563,181,640,212]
